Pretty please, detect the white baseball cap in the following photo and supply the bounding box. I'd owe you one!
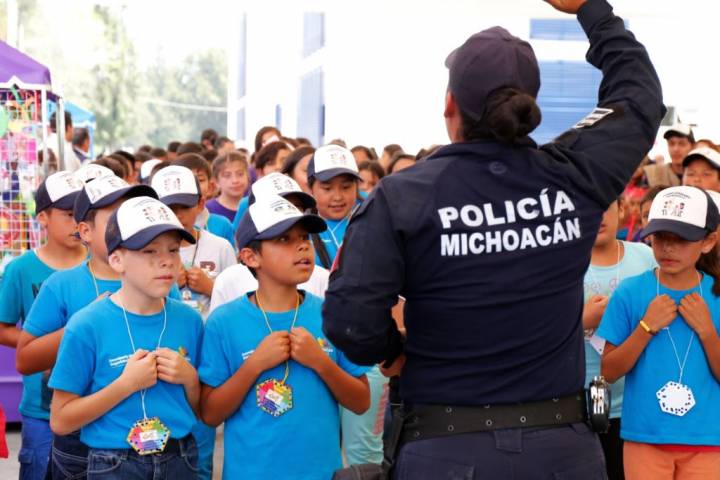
[151,165,200,207]
[140,159,164,181]
[35,171,83,213]
[307,144,361,183]
[235,195,326,249]
[105,196,196,254]
[247,172,315,210]
[74,164,115,184]
[73,174,156,223]
[663,122,694,141]
[642,186,720,241]
[682,147,720,170]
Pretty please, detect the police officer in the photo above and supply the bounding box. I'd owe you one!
[323,0,665,477]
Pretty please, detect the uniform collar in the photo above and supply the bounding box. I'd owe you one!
[426,137,538,162]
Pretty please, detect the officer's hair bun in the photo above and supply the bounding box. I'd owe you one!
[461,87,542,144]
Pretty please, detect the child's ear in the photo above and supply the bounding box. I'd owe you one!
[238,247,261,270]
[77,221,93,243]
[208,178,217,198]
[36,211,49,228]
[197,197,206,211]
[702,232,718,254]
[108,249,124,274]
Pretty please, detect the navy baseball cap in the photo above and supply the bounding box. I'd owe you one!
[151,165,200,208]
[105,196,196,254]
[247,172,315,210]
[642,186,720,242]
[307,145,362,183]
[73,174,156,223]
[235,195,326,250]
[445,26,540,121]
[35,171,83,214]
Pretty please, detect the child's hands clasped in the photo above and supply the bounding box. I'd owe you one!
[249,332,291,373]
[290,327,328,372]
[120,349,158,393]
[186,267,214,296]
[642,294,678,332]
[154,347,198,388]
[583,295,609,330]
[680,293,716,341]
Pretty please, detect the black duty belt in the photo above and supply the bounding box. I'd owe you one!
[402,392,587,444]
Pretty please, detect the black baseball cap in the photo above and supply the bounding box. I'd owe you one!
[35,171,83,214]
[445,26,540,121]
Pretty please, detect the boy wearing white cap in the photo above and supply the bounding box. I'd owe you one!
[682,147,720,193]
[210,172,329,313]
[0,172,86,480]
[600,186,720,479]
[644,123,695,187]
[199,196,370,480]
[152,165,236,320]
[49,196,203,479]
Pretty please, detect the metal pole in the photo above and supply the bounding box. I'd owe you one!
[56,97,65,170]
[41,88,48,178]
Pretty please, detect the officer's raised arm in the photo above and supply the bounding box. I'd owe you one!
[543,0,665,207]
[322,186,404,366]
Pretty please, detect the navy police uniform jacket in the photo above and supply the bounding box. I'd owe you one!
[323,0,665,407]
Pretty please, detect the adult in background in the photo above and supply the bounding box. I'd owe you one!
[323,0,665,477]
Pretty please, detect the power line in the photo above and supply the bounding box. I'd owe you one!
[138,97,227,112]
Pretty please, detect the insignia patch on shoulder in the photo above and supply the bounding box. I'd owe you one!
[573,108,614,129]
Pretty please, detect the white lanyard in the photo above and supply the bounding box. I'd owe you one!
[656,270,702,384]
[326,216,349,249]
[119,296,167,419]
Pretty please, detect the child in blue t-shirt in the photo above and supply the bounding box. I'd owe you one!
[599,186,720,479]
[16,174,157,479]
[582,199,655,480]
[199,195,370,480]
[49,196,203,479]
[0,172,86,480]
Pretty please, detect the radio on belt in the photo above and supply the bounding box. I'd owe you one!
[587,376,611,433]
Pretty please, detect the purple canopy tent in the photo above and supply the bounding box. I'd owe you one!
[0,41,60,423]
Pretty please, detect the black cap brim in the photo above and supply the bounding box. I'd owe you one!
[112,224,196,253]
[641,219,709,242]
[159,193,200,208]
[75,184,157,223]
[255,214,327,240]
[310,168,362,183]
[682,154,720,170]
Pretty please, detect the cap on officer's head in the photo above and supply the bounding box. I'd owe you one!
[73,174,156,223]
[307,145,362,183]
[641,186,720,242]
[247,172,316,210]
[445,26,540,121]
[151,165,201,208]
[35,171,83,214]
[235,195,326,250]
[105,196,196,255]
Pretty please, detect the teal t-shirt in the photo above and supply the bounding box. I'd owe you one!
[49,297,203,448]
[199,292,369,480]
[0,250,56,420]
[583,240,656,418]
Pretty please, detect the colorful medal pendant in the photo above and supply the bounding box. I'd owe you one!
[657,381,696,417]
[127,417,171,455]
[256,379,293,417]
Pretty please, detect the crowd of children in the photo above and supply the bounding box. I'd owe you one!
[1,122,720,479]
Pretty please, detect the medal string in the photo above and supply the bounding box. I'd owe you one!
[656,270,702,384]
[88,260,100,298]
[120,295,168,419]
[255,291,300,384]
[327,216,348,250]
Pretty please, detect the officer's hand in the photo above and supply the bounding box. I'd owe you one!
[380,354,405,378]
[582,295,608,331]
[643,294,677,332]
[187,267,213,296]
[544,0,587,14]
[247,332,290,374]
[289,327,329,372]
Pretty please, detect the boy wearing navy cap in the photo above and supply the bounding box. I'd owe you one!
[49,196,204,479]
[199,195,370,480]
[0,171,86,480]
[683,147,720,193]
[16,174,162,479]
[211,172,329,312]
[152,165,236,320]
[307,144,364,268]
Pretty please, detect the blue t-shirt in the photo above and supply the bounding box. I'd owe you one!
[315,200,363,268]
[24,261,180,337]
[199,292,369,480]
[205,213,235,249]
[49,297,203,448]
[230,197,250,234]
[0,250,56,420]
[597,271,720,445]
[583,241,655,418]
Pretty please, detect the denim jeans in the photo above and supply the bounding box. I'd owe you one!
[86,435,198,480]
[19,415,52,480]
[49,431,88,480]
[190,421,215,480]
